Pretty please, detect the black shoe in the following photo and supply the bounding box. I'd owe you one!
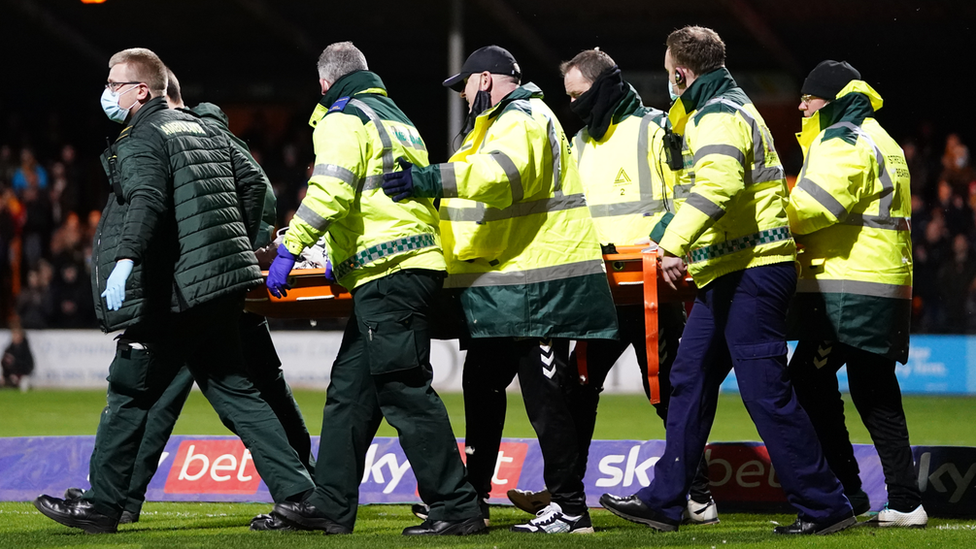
[272,501,351,534]
[250,513,303,531]
[413,498,490,526]
[773,513,857,535]
[34,495,118,534]
[847,489,871,516]
[119,510,139,524]
[402,516,487,536]
[507,488,551,515]
[599,493,678,532]
[63,487,85,501]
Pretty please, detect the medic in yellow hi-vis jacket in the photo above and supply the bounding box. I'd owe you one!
[266,43,483,536]
[600,28,852,535]
[786,60,925,527]
[527,49,716,525]
[383,45,616,533]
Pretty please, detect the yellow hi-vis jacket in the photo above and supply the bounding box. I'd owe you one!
[786,80,912,363]
[574,86,686,246]
[281,71,444,290]
[654,68,795,287]
[429,83,618,339]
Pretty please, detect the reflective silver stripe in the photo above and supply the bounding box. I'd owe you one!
[441,193,588,223]
[829,121,894,216]
[752,164,786,184]
[545,116,563,193]
[574,133,585,155]
[685,192,725,221]
[489,151,524,203]
[796,177,848,221]
[311,163,358,187]
[636,112,657,205]
[701,97,784,186]
[440,164,459,199]
[841,214,910,231]
[348,99,394,173]
[359,174,386,191]
[295,203,332,231]
[796,278,912,299]
[673,183,694,199]
[589,200,667,218]
[693,144,746,169]
[445,259,606,288]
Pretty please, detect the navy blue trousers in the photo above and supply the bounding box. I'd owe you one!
[636,262,851,523]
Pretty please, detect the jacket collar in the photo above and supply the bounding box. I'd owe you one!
[310,71,388,126]
[189,102,229,128]
[668,67,736,134]
[125,96,167,130]
[796,80,883,151]
[481,82,543,121]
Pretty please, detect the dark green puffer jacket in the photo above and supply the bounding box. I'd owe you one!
[187,102,277,249]
[92,97,264,332]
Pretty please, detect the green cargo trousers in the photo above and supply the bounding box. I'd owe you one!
[307,269,480,531]
[89,312,314,516]
[83,294,314,520]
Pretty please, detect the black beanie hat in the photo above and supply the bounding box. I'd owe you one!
[801,60,861,100]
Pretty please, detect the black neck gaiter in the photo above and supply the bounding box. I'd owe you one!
[570,66,627,141]
[462,90,493,136]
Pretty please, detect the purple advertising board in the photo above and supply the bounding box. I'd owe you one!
[1,436,973,517]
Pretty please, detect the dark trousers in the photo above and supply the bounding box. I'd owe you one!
[83,294,314,520]
[636,263,850,523]
[565,303,712,502]
[789,340,921,511]
[102,312,313,515]
[307,270,479,531]
[463,337,588,515]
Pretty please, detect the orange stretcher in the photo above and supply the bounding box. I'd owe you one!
[245,246,698,404]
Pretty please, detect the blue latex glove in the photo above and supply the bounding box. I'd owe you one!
[381,158,415,202]
[267,244,298,298]
[324,258,336,284]
[101,259,134,311]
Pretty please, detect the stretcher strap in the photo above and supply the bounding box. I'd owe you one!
[643,249,661,405]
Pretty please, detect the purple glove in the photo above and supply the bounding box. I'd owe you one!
[267,244,298,298]
[324,258,336,283]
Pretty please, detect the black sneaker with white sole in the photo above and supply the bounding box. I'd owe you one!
[510,503,594,534]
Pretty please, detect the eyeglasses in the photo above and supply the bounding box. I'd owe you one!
[105,81,142,92]
[800,94,820,105]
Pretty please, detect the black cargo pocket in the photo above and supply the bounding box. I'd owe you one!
[107,340,155,398]
[364,314,421,376]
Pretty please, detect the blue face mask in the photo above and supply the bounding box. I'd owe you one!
[100,86,138,124]
[668,81,680,102]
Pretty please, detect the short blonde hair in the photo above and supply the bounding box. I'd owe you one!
[108,48,168,97]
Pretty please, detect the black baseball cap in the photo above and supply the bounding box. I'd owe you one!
[443,45,521,92]
[801,60,861,100]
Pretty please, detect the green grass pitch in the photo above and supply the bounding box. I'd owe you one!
[2,389,975,547]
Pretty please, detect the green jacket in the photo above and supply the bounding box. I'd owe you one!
[92,97,264,332]
[281,71,445,290]
[654,68,795,287]
[417,84,618,339]
[787,81,912,363]
[188,102,277,249]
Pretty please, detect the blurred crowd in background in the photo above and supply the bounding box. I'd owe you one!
[0,113,973,334]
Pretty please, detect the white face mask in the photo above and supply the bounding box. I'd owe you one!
[668,80,680,102]
[100,85,138,124]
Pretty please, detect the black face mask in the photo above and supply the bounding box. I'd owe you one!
[462,90,492,136]
[570,66,627,141]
